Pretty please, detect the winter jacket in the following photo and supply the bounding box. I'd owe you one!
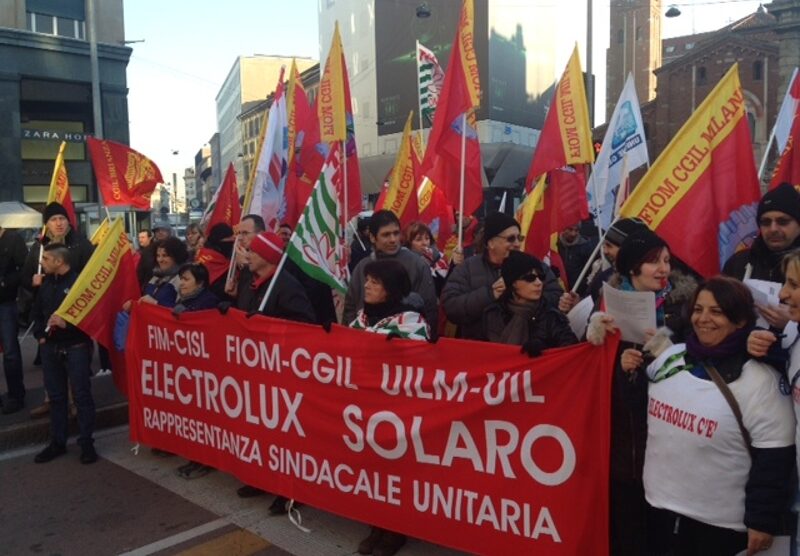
[482,300,578,353]
[136,245,157,291]
[557,235,597,295]
[143,272,180,308]
[0,229,28,304]
[31,270,90,346]
[601,270,697,483]
[21,229,94,293]
[237,269,316,324]
[442,253,563,340]
[723,234,800,283]
[173,287,219,314]
[344,247,438,333]
[285,258,336,325]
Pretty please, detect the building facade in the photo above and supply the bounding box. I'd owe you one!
[318,0,604,209]
[0,0,130,212]
[215,56,315,196]
[606,0,662,120]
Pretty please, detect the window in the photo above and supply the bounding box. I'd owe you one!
[697,66,707,85]
[27,12,84,39]
[665,46,675,53]
[34,13,54,34]
[636,26,642,41]
[617,29,624,44]
[753,61,763,81]
[686,43,695,50]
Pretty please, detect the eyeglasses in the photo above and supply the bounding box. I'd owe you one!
[497,234,524,243]
[519,272,543,283]
[759,217,794,227]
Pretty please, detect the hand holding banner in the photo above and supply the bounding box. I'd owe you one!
[126,304,617,555]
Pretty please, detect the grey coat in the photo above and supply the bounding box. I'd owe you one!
[441,254,563,340]
[343,247,438,334]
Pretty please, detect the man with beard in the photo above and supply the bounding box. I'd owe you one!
[723,182,800,330]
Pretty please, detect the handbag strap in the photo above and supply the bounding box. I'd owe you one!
[704,363,753,454]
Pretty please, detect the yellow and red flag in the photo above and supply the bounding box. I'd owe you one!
[418,0,483,217]
[318,22,362,224]
[375,112,420,227]
[90,218,111,246]
[47,141,78,228]
[516,168,587,289]
[86,137,163,210]
[204,163,241,232]
[54,218,140,394]
[620,64,760,277]
[285,61,326,227]
[526,45,594,187]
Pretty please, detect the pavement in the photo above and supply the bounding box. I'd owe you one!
[0,332,128,452]
[0,331,469,556]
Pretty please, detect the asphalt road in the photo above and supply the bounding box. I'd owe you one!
[0,426,466,556]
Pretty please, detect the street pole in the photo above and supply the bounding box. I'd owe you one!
[586,0,594,127]
[87,0,103,222]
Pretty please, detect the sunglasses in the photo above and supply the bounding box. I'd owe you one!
[759,217,794,227]
[497,234,525,243]
[519,272,543,283]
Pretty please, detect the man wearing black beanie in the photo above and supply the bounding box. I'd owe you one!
[442,212,563,340]
[723,183,800,329]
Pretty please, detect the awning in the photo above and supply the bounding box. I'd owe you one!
[0,202,42,228]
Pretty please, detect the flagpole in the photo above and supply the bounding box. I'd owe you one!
[758,124,777,182]
[416,40,424,132]
[457,113,467,251]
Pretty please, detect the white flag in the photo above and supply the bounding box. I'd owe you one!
[586,73,649,230]
[774,67,799,153]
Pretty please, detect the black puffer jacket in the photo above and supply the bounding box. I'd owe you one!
[603,270,697,483]
[482,300,577,353]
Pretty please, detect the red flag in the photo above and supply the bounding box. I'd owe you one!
[620,64,760,278]
[54,218,139,394]
[526,46,594,188]
[195,247,231,285]
[87,137,163,210]
[285,63,326,227]
[319,22,362,224]
[47,141,78,228]
[418,0,483,217]
[770,105,800,190]
[204,164,241,232]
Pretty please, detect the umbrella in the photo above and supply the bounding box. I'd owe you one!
[0,202,42,228]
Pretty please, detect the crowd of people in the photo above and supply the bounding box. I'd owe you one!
[4,182,800,554]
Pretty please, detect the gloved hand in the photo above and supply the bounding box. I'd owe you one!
[520,338,545,357]
[321,320,333,333]
[217,301,232,315]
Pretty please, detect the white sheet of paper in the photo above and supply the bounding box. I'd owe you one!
[744,279,783,329]
[735,535,790,556]
[567,295,594,339]
[602,283,656,344]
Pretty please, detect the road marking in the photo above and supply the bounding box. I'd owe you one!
[174,528,271,556]
[117,517,230,556]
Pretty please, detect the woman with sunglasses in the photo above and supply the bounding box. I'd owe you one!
[587,228,697,556]
[482,251,577,354]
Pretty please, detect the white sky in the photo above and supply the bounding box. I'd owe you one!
[123,0,765,192]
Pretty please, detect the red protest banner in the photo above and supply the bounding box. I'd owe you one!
[126,303,616,555]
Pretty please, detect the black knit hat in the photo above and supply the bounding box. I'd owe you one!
[483,212,519,245]
[615,229,668,276]
[501,250,544,288]
[605,218,649,247]
[757,182,800,223]
[43,202,69,223]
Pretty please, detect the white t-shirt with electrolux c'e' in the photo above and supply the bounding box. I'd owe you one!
[643,349,794,532]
